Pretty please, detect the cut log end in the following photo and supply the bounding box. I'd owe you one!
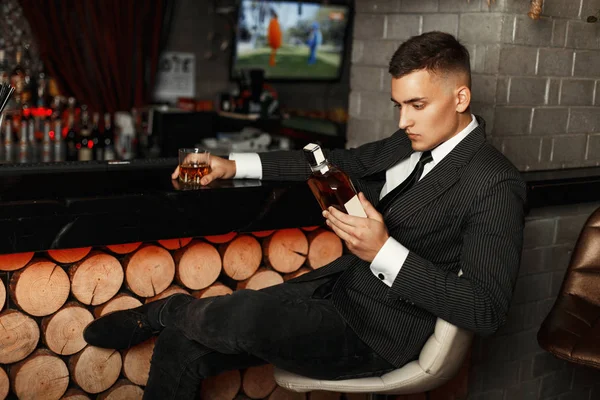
[204,232,238,244]
[192,282,233,299]
[122,337,157,386]
[201,369,241,400]
[97,379,144,400]
[263,229,308,273]
[10,349,69,400]
[69,347,122,394]
[306,229,343,269]
[42,302,94,355]
[47,247,92,264]
[94,293,143,318]
[105,242,142,255]
[0,252,34,271]
[0,310,40,364]
[242,364,277,399]
[123,245,175,297]
[0,279,5,311]
[158,237,193,250]
[145,285,190,304]
[175,241,222,290]
[301,226,320,232]
[0,367,8,400]
[61,388,91,399]
[251,230,275,238]
[70,252,124,306]
[220,235,262,281]
[237,268,283,291]
[10,260,71,317]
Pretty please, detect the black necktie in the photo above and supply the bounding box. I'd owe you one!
[377,150,433,213]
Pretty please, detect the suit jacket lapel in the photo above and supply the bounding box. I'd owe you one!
[383,118,487,224]
[364,129,414,177]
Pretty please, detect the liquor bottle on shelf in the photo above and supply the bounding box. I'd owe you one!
[21,44,33,108]
[3,116,14,162]
[303,143,367,218]
[65,114,78,161]
[41,119,52,162]
[50,96,63,121]
[36,67,48,108]
[0,49,8,85]
[77,106,92,161]
[102,112,115,160]
[10,46,26,108]
[27,117,38,162]
[53,120,64,162]
[18,118,29,163]
[91,112,102,161]
[63,97,77,131]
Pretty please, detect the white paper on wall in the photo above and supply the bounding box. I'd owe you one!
[153,52,196,102]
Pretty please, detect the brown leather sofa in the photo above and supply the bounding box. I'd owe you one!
[538,205,600,369]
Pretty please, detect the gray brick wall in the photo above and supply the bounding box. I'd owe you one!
[348,0,600,171]
[349,1,600,399]
[469,201,600,400]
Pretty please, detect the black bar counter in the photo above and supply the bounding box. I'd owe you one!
[0,159,323,254]
[0,160,599,255]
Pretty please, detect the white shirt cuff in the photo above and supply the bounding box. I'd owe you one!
[370,237,409,287]
[229,153,262,179]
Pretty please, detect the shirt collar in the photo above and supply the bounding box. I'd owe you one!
[429,114,478,164]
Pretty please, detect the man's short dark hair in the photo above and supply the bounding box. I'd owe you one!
[388,31,471,86]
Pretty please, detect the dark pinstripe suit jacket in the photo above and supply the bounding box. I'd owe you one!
[259,116,527,367]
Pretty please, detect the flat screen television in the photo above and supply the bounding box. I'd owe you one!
[231,0,352,82]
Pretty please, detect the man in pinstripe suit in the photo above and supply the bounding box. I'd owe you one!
[84,32,526,399]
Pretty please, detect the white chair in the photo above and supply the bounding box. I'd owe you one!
[274,317,474,395]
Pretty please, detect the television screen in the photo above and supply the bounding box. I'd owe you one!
[232,1,351,81]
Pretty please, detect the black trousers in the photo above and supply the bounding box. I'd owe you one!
[143,274,395,399]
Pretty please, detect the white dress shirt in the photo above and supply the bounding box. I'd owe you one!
[229,114,478,287]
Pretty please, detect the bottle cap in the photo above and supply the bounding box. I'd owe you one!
[303,143,326,167]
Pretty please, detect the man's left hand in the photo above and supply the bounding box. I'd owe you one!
[323,193,389,263]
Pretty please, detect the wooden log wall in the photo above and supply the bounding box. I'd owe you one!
[0,226,470,400]
[0,226,351,400]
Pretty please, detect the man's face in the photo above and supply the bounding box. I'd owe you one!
[391,69,465,152]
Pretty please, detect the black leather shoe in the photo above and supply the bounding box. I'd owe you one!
[83,301,165,349]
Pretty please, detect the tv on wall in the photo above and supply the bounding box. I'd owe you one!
[231,0,352,82]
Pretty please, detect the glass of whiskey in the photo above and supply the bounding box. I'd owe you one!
[178,148,212,185]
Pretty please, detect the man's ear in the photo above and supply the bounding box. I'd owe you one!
[456,86,470,113]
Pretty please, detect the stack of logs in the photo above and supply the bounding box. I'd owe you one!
[0,227,354,400]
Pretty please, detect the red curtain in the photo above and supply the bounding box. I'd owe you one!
[19,0,175,113]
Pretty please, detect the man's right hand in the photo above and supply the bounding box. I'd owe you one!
[171,154,237,186]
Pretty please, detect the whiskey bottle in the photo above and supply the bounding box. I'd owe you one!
[41,119,52,162]
[65,114,78,161]
[303,143,367,218]
[77,106,93,161]
[102,113,116,161]
[91,112,102,161]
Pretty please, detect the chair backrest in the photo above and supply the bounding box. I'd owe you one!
[537,206,600,367]
[418,317,474,379]
[560,207,600,305]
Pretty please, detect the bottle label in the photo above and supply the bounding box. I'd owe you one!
[344,195,367,218]
[79,148,93,161]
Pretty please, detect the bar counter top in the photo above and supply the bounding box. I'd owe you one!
[0,159,599,254]
[0,160,322,254]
